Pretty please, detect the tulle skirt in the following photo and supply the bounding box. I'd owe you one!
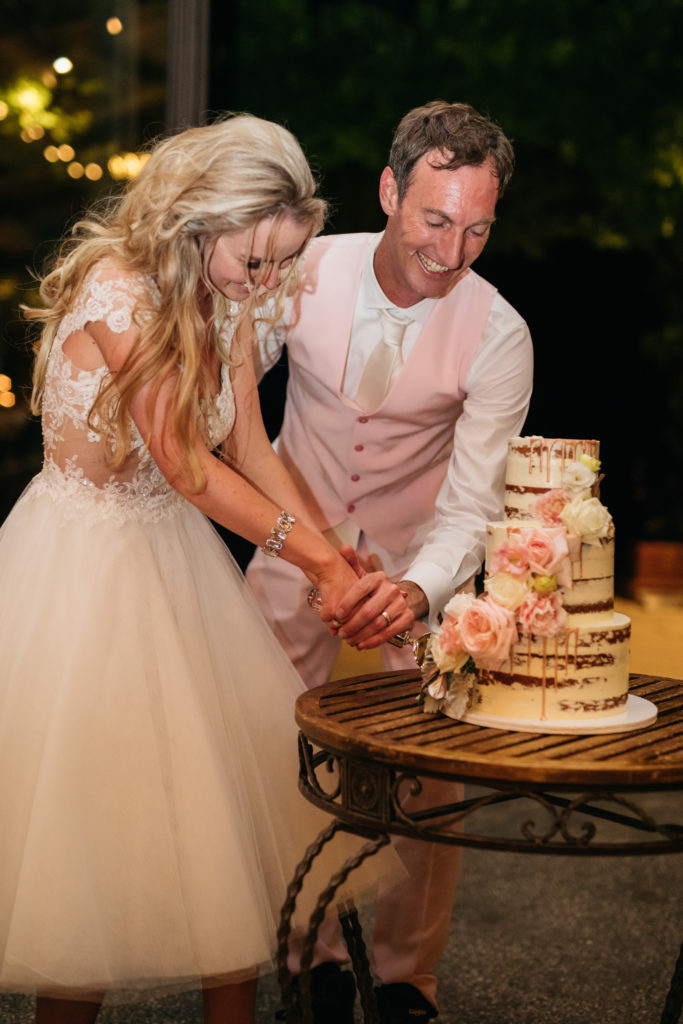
[0,481,388,1000]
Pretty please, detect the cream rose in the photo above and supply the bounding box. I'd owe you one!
[443,592,478,620]
[559,495,613,545]
[485,571,531,610]
[458,596,518,670]
[561,460,596,496]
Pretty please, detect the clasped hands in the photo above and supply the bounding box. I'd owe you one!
[312,545,424,650]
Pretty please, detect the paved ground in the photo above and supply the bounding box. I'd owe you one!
[1,598,681,1022]
[3,790,680,1024]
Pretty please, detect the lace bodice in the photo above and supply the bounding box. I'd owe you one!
[26,265,236,524]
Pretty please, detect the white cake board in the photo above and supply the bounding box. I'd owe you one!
[461,694,658,735]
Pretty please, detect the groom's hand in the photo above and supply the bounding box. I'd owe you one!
[333,567,417,650]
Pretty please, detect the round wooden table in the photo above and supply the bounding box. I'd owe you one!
[277,672,683,1023]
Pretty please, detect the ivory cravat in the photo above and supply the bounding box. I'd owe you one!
[354,309,410,412]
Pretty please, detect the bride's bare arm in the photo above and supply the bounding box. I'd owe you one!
[87,315,357,620]
[224,323,327,534]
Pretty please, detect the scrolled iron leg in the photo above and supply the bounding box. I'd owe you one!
[340,903,380,1024]
[276,819,345,1023]
[277,822,389,1024]
[297,831,389,1024]
[661,942,683,1024]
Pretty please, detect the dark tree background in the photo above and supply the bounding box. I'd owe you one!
[2,0,682,587]
[209,0,683,585]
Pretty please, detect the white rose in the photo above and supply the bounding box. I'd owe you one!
[559,495,613,545]
[484,571,532,610]
[561,460,596,495]
[443,592,477,620]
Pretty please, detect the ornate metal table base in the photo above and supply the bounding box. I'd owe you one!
[276,819,387,1024]
[278,673,683,1023]
[299,734,683,856]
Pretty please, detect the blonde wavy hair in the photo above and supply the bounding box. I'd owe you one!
[26,114,327,490]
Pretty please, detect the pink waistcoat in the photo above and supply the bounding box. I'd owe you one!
[277,233,497,555]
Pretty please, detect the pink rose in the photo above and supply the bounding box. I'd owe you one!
[518,526,573,588]
[517,591,567,637]
[489,540,531,578]
[458,596,518,670]
[531,488,570,524]
[432,615,469,674]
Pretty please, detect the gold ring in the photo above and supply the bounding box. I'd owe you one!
[381,610,392,627]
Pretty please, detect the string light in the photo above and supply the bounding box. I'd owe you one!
[52,57,73,75]
[107,151,149,180]
[20,124,45,142]
[0,375,15,410]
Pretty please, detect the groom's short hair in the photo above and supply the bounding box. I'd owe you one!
[388,100,515,201]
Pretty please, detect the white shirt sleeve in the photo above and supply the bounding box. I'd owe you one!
[402,293,533,629]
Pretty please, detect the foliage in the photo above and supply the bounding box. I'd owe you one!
[1,0,682,544]
[209,0,683,544]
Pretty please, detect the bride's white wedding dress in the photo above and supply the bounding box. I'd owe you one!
[0,265,382,1000]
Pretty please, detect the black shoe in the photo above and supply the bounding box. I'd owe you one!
[275,961,356,1024]
[375,982,438,1024]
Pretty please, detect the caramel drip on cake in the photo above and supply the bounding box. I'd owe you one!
[504,437,601,521]
[472,436,631,723]
[568,628,578,668]
[541,636,547,718]
[512,436,601,481]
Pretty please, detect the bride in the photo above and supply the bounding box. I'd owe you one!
[0,114,407,1024]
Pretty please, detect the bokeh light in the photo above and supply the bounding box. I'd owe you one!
[107,151,150,180]
[0,375,15,410]
[52,57,73,74]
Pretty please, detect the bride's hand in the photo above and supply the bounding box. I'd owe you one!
[313,552,364,633]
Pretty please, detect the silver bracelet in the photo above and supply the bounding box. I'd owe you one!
[261,510,296,558]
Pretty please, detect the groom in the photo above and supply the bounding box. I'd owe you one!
[249,101,533,1023]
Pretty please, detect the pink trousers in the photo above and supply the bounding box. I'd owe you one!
[247,548,462,1009]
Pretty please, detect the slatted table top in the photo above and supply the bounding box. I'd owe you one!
[295,672,683,788]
